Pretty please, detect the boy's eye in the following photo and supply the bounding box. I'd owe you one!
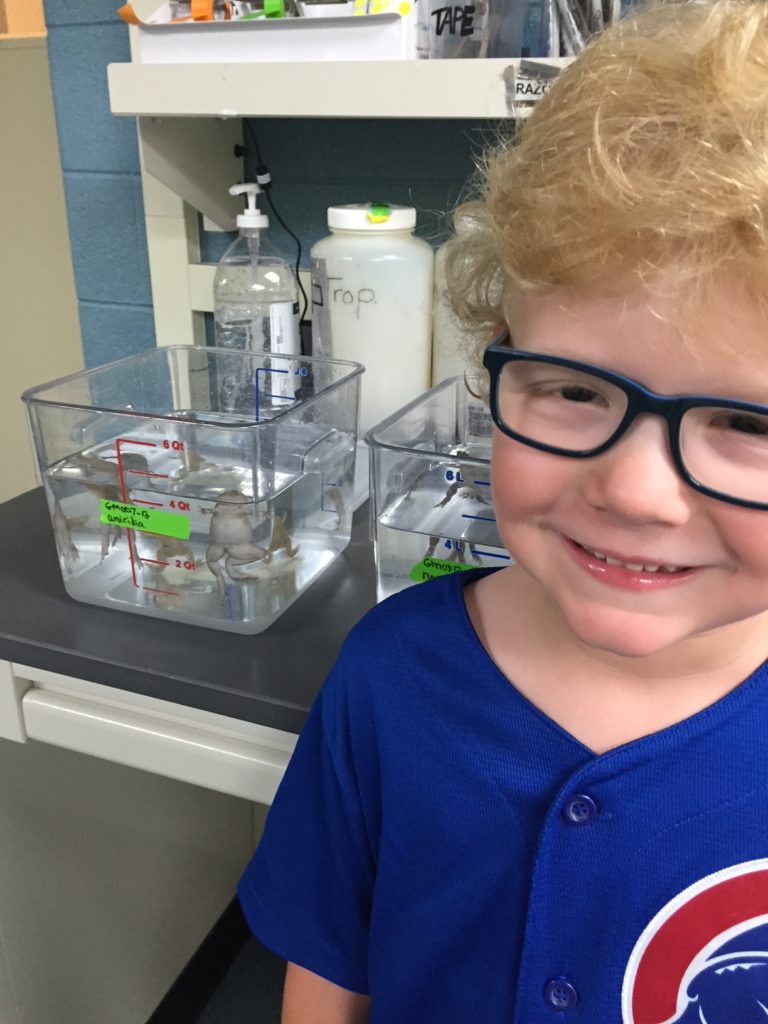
[559,385,603,404]
[526,379,610,408]
[711,411,768,437]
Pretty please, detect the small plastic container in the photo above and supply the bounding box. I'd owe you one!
[366,377,511,602]
[416,0,490,58]
[23,346,363,634]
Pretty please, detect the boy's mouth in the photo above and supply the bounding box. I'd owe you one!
[574,541,691,575]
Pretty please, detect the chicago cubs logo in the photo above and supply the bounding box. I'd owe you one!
[622,860,768,1023]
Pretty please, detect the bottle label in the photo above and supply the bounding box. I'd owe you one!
[310,257,333,359]
[99,500,190,540]
[269,301,300,400]
[408,556,476,581]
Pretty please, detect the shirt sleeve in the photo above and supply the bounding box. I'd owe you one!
[237,632,379,995]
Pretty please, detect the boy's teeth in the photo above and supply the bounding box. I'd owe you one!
[582,545,682,574]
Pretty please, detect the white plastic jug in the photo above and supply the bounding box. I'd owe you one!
[310,203,434,435]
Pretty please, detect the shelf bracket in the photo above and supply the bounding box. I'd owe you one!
[138,116,243,230]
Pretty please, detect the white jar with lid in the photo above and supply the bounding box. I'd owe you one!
[310,203,434,435]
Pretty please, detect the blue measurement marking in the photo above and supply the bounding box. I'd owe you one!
[475,548,511,561]
[462,513,497,522]
[473,479,491,486]
[320,476,343,514]
[254,367,296,421]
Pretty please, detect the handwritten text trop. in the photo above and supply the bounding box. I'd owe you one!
[327,277,377,319]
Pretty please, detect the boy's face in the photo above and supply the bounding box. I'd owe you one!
[493,282,768,661]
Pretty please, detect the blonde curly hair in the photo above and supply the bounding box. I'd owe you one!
[447,0,768,365]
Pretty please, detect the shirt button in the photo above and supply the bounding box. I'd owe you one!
[544,978,579,1010]
[563,793,598,825]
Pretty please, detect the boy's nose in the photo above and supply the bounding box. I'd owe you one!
[581,415,692,525]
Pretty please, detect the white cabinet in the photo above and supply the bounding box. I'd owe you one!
[0,658,278,1024]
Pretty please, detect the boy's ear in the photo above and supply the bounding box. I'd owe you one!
[490,324,511,346]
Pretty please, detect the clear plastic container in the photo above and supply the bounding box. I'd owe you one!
[485,0,552,57]
[416,0,490,57]
[23,346,363,634]
[366,377,511,602]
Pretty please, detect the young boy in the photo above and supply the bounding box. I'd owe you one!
[238,1,768,1019]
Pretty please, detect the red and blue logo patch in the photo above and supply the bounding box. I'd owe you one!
[622,860,768,1023]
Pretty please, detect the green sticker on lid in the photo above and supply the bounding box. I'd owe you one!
[100,500,190,541]
[409,557,476,583]
[367,203,391,224]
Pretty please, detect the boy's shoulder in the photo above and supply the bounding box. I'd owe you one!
[318,570,494,728]
[349,567,494,651]
[323,568,498,704]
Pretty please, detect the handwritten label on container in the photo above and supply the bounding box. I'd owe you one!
[99,500,190,540]
[409,557,476,582]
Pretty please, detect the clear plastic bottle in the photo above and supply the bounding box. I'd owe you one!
[213,183,300,361]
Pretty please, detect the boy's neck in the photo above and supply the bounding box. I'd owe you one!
[465,568,768,755]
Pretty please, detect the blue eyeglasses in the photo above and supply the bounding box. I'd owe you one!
[483,328,768,510]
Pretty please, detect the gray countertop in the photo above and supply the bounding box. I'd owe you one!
[0,488,377,734]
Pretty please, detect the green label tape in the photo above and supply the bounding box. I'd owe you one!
[100,500,190,540]
[409,557,476,582]
[367,203,391,224]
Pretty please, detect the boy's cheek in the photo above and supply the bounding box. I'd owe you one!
[714,506,768,574]
[490,434,567,516]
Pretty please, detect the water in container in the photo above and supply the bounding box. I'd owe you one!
[366,376,511,601]
[23,346,362,634]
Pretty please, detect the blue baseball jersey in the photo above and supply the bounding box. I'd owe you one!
[238,569,768,1023]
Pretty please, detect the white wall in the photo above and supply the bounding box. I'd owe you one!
[0,35,83,503]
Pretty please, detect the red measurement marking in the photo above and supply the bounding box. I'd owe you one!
[128,470,169,479]
[140,558,169,566]
[133,499,164,507]
[126,530,139,587]
[142,587,180,597]
[115,437,164,589]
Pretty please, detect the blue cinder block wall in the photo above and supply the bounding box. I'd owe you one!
[44,0,156,368]
[43,1,499,368]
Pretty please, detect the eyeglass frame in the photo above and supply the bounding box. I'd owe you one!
[482,327,768,511]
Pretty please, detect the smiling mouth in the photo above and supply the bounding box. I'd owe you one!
[576,542,691,575]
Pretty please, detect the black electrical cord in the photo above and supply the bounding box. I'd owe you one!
[243,120,309,322]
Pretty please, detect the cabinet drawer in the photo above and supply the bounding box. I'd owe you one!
[3,661,297,803]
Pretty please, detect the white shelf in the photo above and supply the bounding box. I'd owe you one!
[108,57,568,119]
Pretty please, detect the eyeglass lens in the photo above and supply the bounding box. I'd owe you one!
[496,359,768,503]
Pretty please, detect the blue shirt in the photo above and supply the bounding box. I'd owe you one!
[238,570,768,1023]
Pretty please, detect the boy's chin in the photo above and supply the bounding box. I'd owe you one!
[561,607,694,661]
